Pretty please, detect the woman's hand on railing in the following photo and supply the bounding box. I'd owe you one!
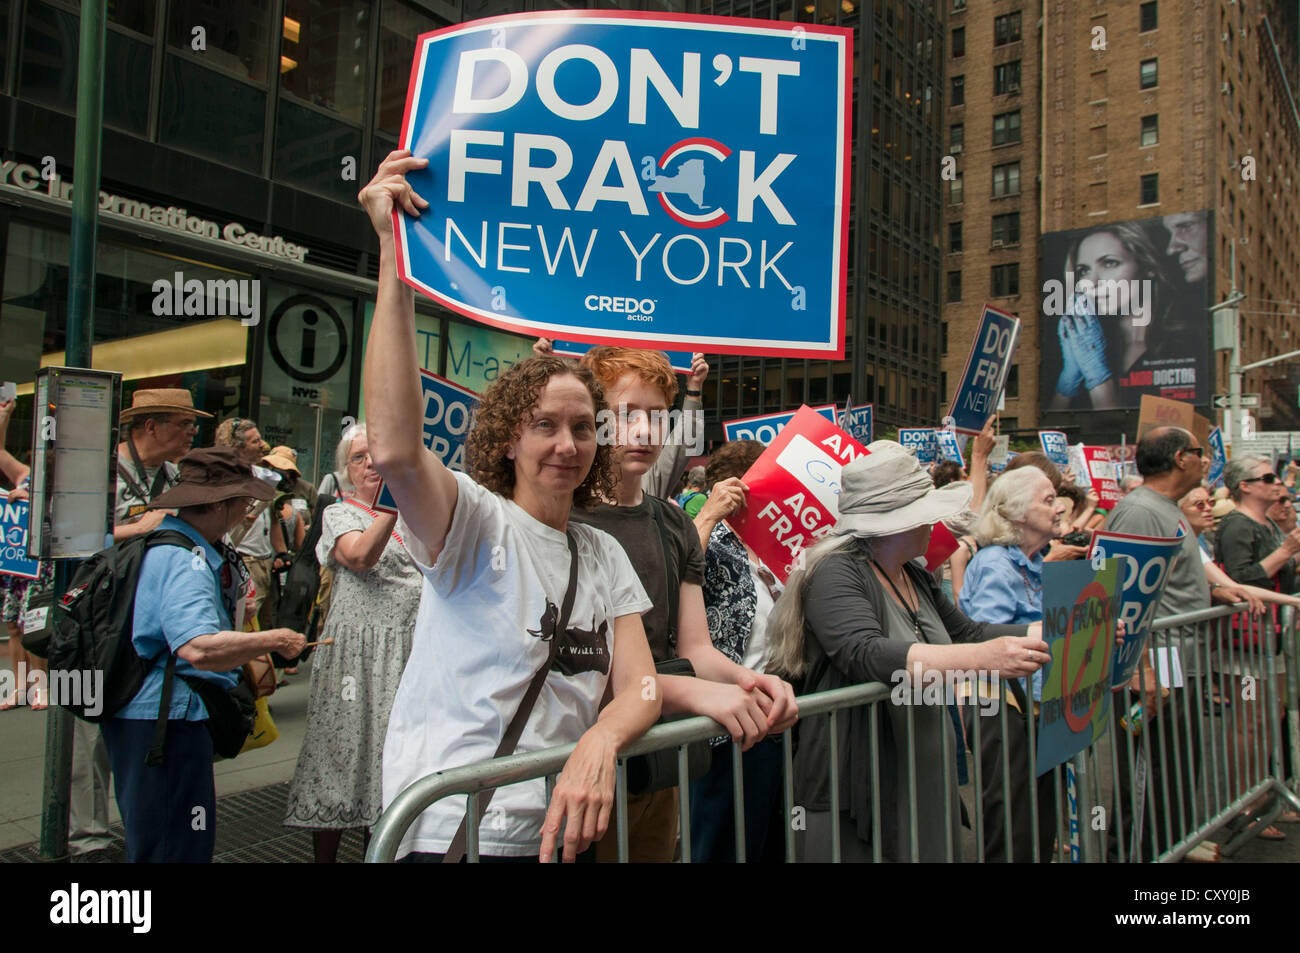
[690,680,771,751]
[539,724,619,863]
[979,634,1050,678]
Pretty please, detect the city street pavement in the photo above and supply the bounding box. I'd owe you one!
[0,642,1293,863]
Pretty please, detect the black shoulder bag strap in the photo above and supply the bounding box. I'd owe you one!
[443,528,580,863]
[646,497,680,648]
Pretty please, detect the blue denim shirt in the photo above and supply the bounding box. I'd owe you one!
[959,543,1045,701]
[117,516,240,720]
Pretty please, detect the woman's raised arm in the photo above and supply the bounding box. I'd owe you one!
[359,150,460,562]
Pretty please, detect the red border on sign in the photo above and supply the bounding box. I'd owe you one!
[391,11,853,360]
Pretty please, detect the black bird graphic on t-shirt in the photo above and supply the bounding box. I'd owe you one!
[527,601,610,676]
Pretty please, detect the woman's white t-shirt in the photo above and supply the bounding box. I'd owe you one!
[382,472,652,858]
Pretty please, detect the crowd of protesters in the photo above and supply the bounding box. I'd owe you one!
[0,149,1296,864]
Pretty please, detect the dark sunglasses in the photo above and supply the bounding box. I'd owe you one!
[1242,472,1279,484]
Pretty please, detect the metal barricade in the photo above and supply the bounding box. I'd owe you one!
[366,603,1300,863]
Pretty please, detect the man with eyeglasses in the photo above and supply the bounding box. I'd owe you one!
[1102,426,1255,859]
[114,389,211,542]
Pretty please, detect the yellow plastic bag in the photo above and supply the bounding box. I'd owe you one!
[240,696,280,754]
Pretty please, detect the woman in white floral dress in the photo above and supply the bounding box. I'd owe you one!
[284,424,421,862]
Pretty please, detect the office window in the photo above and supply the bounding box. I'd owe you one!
[951,74,965,107]
[1001,416,1019,432]
[991,211,1020,245]
[1140,173,1159,204]
[947,270,962,302]
[159,55,266,172]
[992,161,1020,197]
[379,0,442,134]
[1140,59,1158,89]
[1003,364,1020,399]
[949,172,964,204]
[280,0,371,123]
[953,0,966,9]
[952,26,965,58]
[949,221,963,253]
[994,60,1022,95]
[941,322,949,354]
[992,110,1022,146]
[1140,1,1157,32]
[165,0,273,82]
[1140,114,1158,146]
[950,122,965,152]
[994,11,1022,46]
[991,263,1020,296]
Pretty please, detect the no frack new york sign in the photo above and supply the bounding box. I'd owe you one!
[395,12,852,357]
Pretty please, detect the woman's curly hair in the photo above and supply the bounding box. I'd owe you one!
[465,356,616,509]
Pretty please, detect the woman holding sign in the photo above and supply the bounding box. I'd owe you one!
[768,442,1050,862]
[357,151,660,863]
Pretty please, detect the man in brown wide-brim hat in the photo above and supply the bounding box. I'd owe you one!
[99,446,306,863]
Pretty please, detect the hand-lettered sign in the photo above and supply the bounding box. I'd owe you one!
[393,12,853,357]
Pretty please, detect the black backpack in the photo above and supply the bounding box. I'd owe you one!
[47,529,196,722]
[274,493,338,657]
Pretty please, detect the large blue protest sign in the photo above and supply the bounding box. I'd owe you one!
[1036,558,1120,776]
[0,496,39,580]
[1039,430,1070,469]
[899,428,936,465]
[1086,530,1185,688]
[935,429,966,469]
[946,305,1021,434]
[839,403,873,445]
[394,13,852,358]
[1207,427,1226,488]
[724,404,836,444]
[372,371,481,514]
[549,339,693,374]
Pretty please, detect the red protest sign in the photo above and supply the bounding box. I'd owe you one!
[924,520,960,572]
[1081,446,1123,506]
[727,405,870,582]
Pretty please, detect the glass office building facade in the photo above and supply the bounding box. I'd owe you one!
[0,0,943,476]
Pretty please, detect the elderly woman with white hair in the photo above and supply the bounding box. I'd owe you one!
[958,465,1062,862]
[283,422,422,861]
[768,442,1050,862]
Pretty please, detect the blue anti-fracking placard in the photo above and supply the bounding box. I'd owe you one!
[899,428,936,465]
[394,12,852,358]
[946,305,1021,434]
[1039,430,1070,468]
[1087,530,1184,688]
[550,339,693,374]
[372,371,481,514]
[839,403,873,445]
[724,404,836,444]
[0,496,39,580]
[936,429,966,469]
[1207,427,1226,488]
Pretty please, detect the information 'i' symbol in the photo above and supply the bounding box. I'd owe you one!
[300,309,318,367]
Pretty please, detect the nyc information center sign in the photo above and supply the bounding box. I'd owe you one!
[395,12,852,357]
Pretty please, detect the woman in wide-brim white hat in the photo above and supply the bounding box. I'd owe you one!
[767,440,1050,862]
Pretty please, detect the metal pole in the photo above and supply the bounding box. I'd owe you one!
[1227,240,1242,448]
[39,0,108,862]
